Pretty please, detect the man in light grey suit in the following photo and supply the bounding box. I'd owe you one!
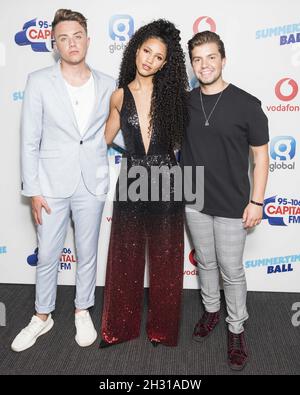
[11,9,115,352]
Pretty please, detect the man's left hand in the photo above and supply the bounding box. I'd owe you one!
[242,203,263,229]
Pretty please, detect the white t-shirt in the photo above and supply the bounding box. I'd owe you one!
[64,74,95,136]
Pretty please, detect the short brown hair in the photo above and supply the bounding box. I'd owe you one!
[188,31,225,61]
[52,9,88,33]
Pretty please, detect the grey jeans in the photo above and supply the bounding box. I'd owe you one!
[185,210,248,334]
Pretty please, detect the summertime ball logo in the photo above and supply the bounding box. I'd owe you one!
[245,253,299,275]
[193,16,216,34]
[256,23,300,46]
[15,18,54,52]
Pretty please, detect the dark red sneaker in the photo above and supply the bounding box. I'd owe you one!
[193,310,220,342]
[227,330,248,371]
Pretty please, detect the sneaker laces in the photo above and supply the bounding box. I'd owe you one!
[22,316,45,336]
[228,332,247,357]
[198,311,219,330]
[76,312,93,328]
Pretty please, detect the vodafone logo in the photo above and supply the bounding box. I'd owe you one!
[193,16,216,34]
[184,249,199,276]
[266,78,300,112]
[189,249,198,267]
[275,78,298,101]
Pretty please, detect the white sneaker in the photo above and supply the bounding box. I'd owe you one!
[75,310,97,347]
[11,314,54,352]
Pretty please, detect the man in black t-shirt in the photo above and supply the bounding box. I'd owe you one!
[181,31,269,371]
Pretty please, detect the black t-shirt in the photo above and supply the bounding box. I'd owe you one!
[181,83,269,218]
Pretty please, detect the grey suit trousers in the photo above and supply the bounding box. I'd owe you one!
[186,210,248,334]
[35,175,105,314]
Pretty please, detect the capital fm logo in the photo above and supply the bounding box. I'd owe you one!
[193,16,216,34]
[263,196,300,226]
[15,18,54,52]
[108,15,134,54]
[27,247,76,271]
[269,136,296,172]
[266,78,299,112]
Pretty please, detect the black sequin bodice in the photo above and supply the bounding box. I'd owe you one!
[115,86,182,212]
[120,86,176,161]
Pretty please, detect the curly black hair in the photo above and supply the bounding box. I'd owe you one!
[118,19,189,148]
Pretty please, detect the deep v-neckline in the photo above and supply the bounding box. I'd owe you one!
[127,86,153,156]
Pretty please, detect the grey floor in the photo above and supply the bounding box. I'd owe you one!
[0,284,299,375]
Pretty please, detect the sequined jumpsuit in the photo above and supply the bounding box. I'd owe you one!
[101,86,184,346]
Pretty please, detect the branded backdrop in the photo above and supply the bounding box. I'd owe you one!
[0,0,300,291]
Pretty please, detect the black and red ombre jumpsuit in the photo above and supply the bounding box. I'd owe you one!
[101,86,184,346]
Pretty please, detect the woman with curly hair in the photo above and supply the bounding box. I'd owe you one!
[99,19,189,348]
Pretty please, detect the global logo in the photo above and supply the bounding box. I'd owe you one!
[275,78,298,101]
[269,136,296,172]
[15,18,54,52]
[193,16,216,34]
[109,15,134,41]
[263,196,300,226]
[270,136,296,161]
[108,15,134,54]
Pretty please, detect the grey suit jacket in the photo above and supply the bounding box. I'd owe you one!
[21,62,115,198]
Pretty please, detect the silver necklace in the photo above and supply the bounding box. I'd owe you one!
[199,88,224,126]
